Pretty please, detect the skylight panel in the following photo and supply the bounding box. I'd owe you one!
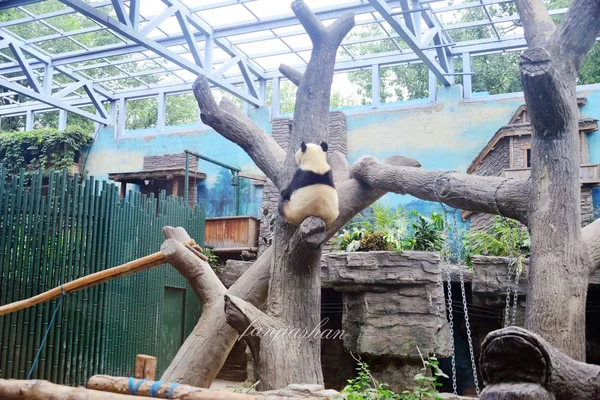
[212,47,233,63]
[244,0,295,19]
[197,4,257,28]
[281,34,311,50]
[304,0,349,10]
[71,30,123,48]
[172,70,198,82]
[253,53,304,70]
[296,50,312,63]
[271,24,304,36]
[227,31,276,44]
[236,38,289,57]
[44,14,98,32]
[22,0,68,15]
[5,21,55,40]
[137,0,168,19]
[33,37,83,54]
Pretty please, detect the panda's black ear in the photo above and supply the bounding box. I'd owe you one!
[320,141,328,152]
[300,141,307,152]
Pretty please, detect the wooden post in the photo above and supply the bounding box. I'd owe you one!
[120,182,126,199]
[134,354,157,380]
[172,179,179,197]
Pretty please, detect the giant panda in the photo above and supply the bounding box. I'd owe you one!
[278,141,339,228]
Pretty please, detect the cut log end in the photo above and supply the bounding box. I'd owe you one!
[300,217,327,249]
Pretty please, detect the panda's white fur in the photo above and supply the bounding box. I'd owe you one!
[278,141,339,228]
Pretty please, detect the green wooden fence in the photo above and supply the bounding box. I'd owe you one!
[0,168,205,385]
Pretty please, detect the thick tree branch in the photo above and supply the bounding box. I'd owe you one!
[279,64,303,87]
[352,156,530,225]
[583,218,600,274]
[514,0,556,47]
[283,0,354,179]
[555,0,600,71]
[161,239,225,304]
[192,76,285,186]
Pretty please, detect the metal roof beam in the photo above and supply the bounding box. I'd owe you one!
[57,0,262,106]
[368,0,452,85]
[0,77,110,124]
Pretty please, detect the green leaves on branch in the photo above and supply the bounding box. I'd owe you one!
[0,125,92,177]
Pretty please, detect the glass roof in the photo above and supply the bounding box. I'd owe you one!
[0,0,584,111]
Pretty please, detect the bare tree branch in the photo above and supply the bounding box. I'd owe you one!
[192,76,285,186]
[283,0,355,178]
[514,0,556,47]
[279,64,303,87]
[583,218,600,274]
[352,156,530,225]
[555,0,600,71]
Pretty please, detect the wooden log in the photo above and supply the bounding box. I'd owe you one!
[0,379,147,399]
[87,375,287,399]
[0,239,195,316]
[134,355,157,380]
[479,326,600,399]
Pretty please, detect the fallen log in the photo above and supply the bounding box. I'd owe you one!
[0,379,148,399]
[87,375,289,399]
[479,326,600,399]
[0,239,196,316]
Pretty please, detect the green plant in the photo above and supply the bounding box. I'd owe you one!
[333,227,368,252]
[359,231,392,251]
[341,352,448,400]
[0,125,93,178]
[405,211,445,252]
[463,216,530,270]
[333,202,410,252]
[203,248,222,272]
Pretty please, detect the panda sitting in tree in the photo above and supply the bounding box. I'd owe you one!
[278,141,339,228]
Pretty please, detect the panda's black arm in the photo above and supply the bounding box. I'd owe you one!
[280,169,304,200]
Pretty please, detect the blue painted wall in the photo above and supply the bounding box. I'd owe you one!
[580,89,600,217]
[85,84,600,222]
[84,106,271,218]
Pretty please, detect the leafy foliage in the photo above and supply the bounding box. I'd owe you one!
[463,216,530,271]
[0,125,92,177]
[405,211,445,252]
[342,354,447,399]
[359,231,392,251]
[203,248,223,272]
[332,204,446,254]
[333,202,410,252]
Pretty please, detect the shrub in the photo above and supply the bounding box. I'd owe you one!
[463,215,530,270]
[342,353,448,400]
[0,125,93,177]
[405,211,445,252]
[359,231,392,251]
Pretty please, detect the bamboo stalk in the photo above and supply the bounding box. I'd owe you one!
[0,239,195,316]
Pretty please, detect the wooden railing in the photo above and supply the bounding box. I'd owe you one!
[502,164,600,184]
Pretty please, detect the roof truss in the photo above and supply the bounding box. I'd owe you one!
[0,0,595,124]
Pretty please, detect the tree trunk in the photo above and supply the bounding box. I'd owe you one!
[512,0,600,358]
[520,47,588,360]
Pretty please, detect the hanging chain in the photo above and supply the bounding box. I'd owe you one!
[511,262,521,326]
[434,173,480,397]
[442,200,481,398]
[503,257,514,328]
[445,269,458,396]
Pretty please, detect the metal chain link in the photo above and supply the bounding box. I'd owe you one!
[511,269,521,326]
[446,268,458,395]
[503,259,514,328]
[431,175,480,398]
[442,201,481,397]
